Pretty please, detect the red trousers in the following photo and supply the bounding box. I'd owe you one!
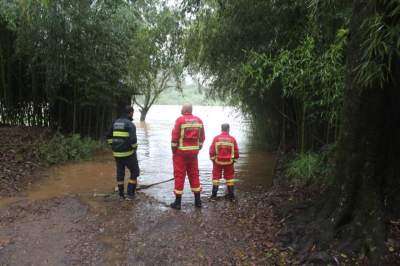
[212,162,235,186]
[173,153,201,194]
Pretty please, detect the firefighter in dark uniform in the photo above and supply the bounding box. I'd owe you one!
[106,105,140,200]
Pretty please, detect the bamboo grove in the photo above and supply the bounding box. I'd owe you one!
[184,0,352,152]
[0,0,136,137]
[183,0,400,261]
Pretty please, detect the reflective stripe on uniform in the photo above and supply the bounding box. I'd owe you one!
[215,141,235,165]
[113,150,134,157]
[191,187,201,192]
[215,159,234,165]
[212,180,220,185]
[107,139,113,144]
[178,145,200,151]
[174,189,183,195]
[128,179,137,184]
[178,123,203,150]
[181,123,203,129]
[131,143,138,149]
[117,181,124,185]
[226,180,235,186]
[215,141,234,157]
[113,131,129,137]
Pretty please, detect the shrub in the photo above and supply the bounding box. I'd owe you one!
[38,132,105,165]
[285,147,335,185]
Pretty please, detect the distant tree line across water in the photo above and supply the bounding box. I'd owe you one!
[154,83,222,106]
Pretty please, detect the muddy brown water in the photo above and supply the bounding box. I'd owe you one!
[1,105,275,206]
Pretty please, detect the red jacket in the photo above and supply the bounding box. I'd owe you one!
[209,132,239,165]
[171,112,205,155]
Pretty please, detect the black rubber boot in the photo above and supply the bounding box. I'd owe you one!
[211,185,219,198]
[170,195,182,210]
[227,185,235,200]
[127,180,137,200]
[118,184,125,200]
[194,192,202,208]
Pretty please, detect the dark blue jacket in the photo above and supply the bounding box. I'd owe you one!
[106,115,137,157]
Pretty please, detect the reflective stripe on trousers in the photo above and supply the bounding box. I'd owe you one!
[173,153,201,194]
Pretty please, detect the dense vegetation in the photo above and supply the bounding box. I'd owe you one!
[0,0,183,133]
[0,0,138,137]
[183,0,400,263]
[184,0,350,151]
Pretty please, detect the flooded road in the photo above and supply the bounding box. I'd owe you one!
[0,106,284,265]
[3,105,275,205]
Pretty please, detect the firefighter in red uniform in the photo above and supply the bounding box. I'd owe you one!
[170,103,205,209]
[209,123,239,199]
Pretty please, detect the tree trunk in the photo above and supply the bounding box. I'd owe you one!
[140,108,149,121]
[327,0,400,262]
[72,87,77,134]
[87,108,92,137]
[0,41,7,109]
[300,104,306,154]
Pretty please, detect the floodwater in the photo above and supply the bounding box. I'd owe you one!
[2,105,276,205]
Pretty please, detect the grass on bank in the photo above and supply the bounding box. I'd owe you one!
[38,132,106,165]
[285,145,336,186]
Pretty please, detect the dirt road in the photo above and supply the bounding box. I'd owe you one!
[0,187,297,265]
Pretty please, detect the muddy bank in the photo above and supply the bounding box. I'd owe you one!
[0,196,103,265]
[0,188,300,265]
[7,178,395,266]
[0,146,294,265]
[272,151,400,266]
[273,185,400,265]
[5,119,391,265]
[0,126,47,197]
[5,147,396,265]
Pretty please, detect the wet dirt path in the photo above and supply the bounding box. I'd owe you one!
[0,191,292,265]
[0,105,283,265]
